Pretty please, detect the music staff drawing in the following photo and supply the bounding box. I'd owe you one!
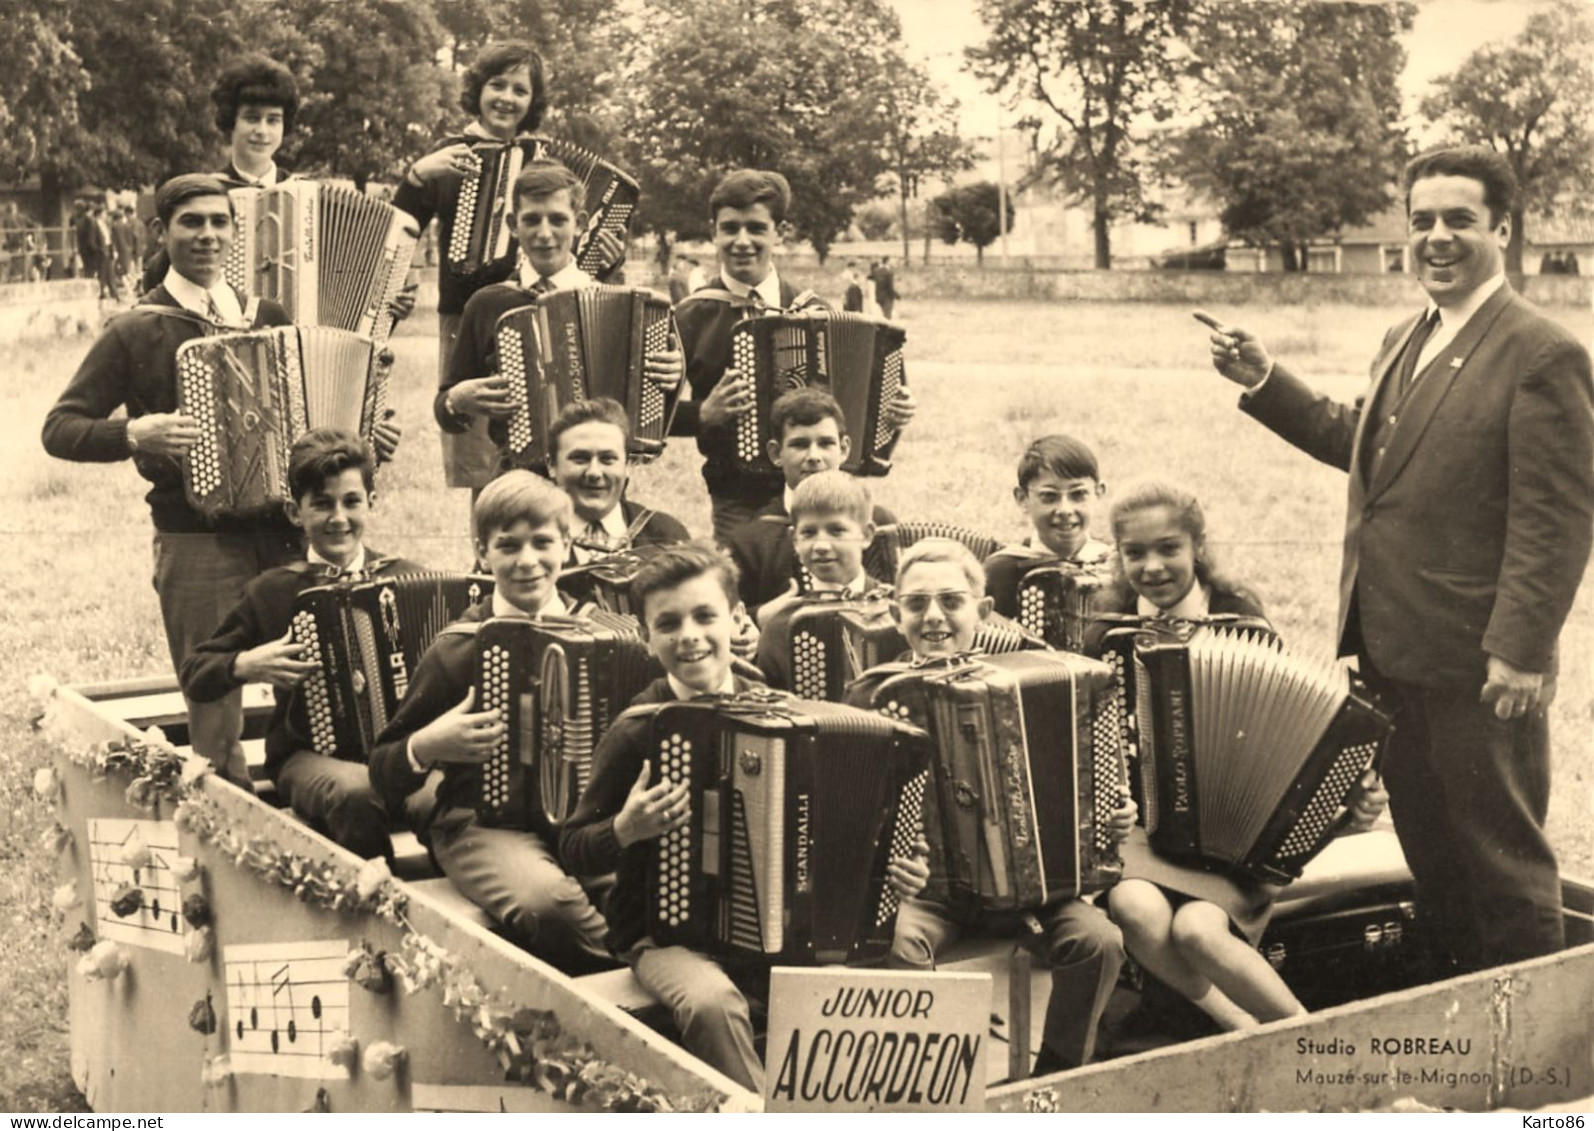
[223,939,352,1079]
[86,819,187,955]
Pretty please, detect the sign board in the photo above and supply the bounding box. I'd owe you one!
[764,967,990,1112]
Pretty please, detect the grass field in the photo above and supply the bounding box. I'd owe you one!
[2,295,1590,1110]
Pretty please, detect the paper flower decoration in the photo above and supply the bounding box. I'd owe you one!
[354,857,393,903]
[188,996,217,1034]
[77,940,130,981]
[184,926,214,964]
[362,1041,406,1081]
[67,922,96,952]
[109,884,144,918]
[181,893,212,928]
[119,836,152,870]
[171,855,201,883]
[328,1034,359,1069]
[51,880,81,913]
[33,766,61,802]
[201,1055,232,1089]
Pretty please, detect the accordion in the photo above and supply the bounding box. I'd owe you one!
[860,522,1003,590]
[448,138,640,279]
[868,651,1126,912]
[494,287,678,469]
[731,312,906,478]
[177,326,387,518]
[226,181,419,342]
[1131,628,1392,884]
[473,613,660,828]
[786,591,904,702]
[645,694,932,965]
[1015,560,1116,654]
[290,573,495,759]
[558,543,669,617]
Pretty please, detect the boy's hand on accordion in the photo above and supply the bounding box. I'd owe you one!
[729,605,760,659]
[644,348,684,393]
[1346,771,1389,832]
[234,631,318,689]
[410,143,478,184]
[373,411,402,463]
[411,687,505,767]
[389,282,418,323]
[883,385,917,431]
[1193,310,1273,389]
[700,368,754,428]
[127,412,200,457]
[614,759,690,847]
[591,229,627,276]
[1107,795,1138,842]
[886,835,932,900]
[450,375,517,420]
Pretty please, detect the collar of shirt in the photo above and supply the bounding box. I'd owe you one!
[667,670,738,702]
[809,571,869,598]
[571,505,633,564]
[1023,535,1112,564]
[518,258,592,292]
[781,484,797,515]
[231,162,280,187]
[307,546,367,578]
[163,267,245,326]
[1418,272,1506,369]
[1138,582,1210,622]
[490,588,568,620]
[721,268,783,310]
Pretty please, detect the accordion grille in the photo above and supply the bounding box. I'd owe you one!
[291,609,338,757]
[1276,738,1377,860]
[478,643,515,815]
[726,789,763,950]
[876,767,928,926]
[638,307,670,435]
[178,350,223,497]
[349,605,388,740]
[656,730,694,928]
[876,345,903,454]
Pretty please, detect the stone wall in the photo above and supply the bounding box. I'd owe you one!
[0,279,102,342]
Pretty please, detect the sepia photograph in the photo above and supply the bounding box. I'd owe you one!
[1,0,1590,1116]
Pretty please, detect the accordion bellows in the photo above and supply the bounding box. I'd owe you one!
[860,522,1002,589]
[290,573,493,761]
[731,312,906,477]
[1131,628,1392,884]
[225,181,418,342]
[177,327,385,517]
[494,287,677,469]
[645,694,931,966]
[473,613,659,829]
[871,650,1126,912]
[448,138,640,279]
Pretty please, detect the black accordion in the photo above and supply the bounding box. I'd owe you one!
[494,287,678,469]
[731,312,906,478]
[472,613,659,828]
[645,694,932,965]
[227,181,418,343]
[558,543,669,618]
[1015,560,1116,654]
[858,522,1002,589]
[290,573,494,760]
[785,591,904,702]
[447,138,640,279]
[1130,628,1391,883]
[177,327,388,518]
[867,651,1126,912]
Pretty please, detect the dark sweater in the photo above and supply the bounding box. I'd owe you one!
[560,673,766,955]
[40,287,296,534]
[178,552,421,779]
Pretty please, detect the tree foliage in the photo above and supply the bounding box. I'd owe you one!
[0,0,89,187]
[929,181,1016,264]
[1420,0,1594,273]
[1173,1,1413,272]
[878,59,977,263]
[968,0,1197,268]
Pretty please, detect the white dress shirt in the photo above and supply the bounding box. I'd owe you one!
[1138,582,1211,621]
[721,267,783,310]
[667,669,739,701]
[519,258,593,293]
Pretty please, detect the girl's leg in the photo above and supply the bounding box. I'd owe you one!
[1108,881,1256,1030]
[1169,901,1305,1023]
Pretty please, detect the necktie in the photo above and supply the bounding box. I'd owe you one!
[582,522,610,552]
[747,289,767,313]
[532,276,555,296]
[1397,310,1439,398]
[206,293,225,326]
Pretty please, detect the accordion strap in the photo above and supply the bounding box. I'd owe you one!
[621,507,656,546]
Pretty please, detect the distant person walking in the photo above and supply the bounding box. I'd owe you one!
[872,255,898,320]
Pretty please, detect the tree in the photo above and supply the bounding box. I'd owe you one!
[878,60,977,263]
[929,181,1015,265]
[1420,0,1594,274]
[968,0,1197,268]
[278,0,451,191]
[1173,1,1413,272]
[0,1,88,190]
[624,0,906,263]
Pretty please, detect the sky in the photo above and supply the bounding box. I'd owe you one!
[887,0,1562,143]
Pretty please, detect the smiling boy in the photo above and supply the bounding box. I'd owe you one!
[368,471,610,970]
[438,160,682,473]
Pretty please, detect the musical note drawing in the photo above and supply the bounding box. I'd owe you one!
[223,940,351,1079]
[86,819,187,955]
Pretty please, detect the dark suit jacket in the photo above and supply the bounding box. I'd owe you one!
[1242,285,1594,689]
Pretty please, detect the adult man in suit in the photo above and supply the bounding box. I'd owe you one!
[1198,145,1594,975]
